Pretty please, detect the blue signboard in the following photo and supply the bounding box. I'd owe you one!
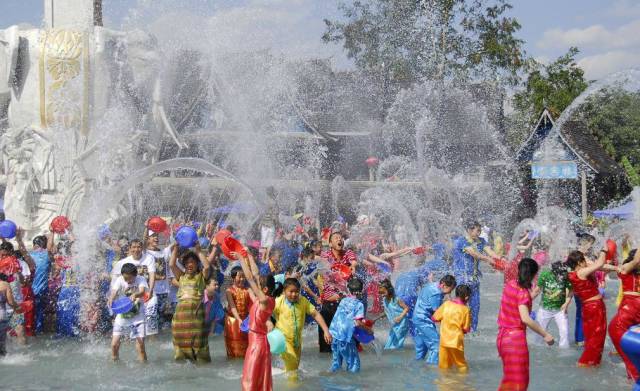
[531,161,578,179]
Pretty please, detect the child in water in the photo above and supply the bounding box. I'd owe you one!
[329,278,370,373]
[108,263,149,362]
[225,266,254,358]
[432,284,472,372]
[378,278,409,349]
[203,278,224,335]
[233,250,283,391]
[412,274,457,364]
[272,278,332,380]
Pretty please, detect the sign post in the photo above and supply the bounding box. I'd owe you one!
[531,160,587,222]
[531,161,578,179]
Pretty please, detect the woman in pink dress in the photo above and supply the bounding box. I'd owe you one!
[234,250,283,391]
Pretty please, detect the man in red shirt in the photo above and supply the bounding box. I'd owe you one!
[322,232,357,272]
[317,232,356,352]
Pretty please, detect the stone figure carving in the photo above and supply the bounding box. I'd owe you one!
[0,4,186,235]
[0,127,56,231]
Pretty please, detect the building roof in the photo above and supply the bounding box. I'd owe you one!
[515,108,555,162]
[516,108,622,175]
[560,119,622,175]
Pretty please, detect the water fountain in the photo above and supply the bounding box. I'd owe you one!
[0,1,637,390]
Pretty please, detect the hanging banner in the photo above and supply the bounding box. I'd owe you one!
[531,161,578,179]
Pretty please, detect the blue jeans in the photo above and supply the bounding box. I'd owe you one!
[468,281,480,332]
[34,289,48,334]
[330,340,360,373]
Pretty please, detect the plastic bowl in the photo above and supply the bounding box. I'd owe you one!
[111,297,134,315]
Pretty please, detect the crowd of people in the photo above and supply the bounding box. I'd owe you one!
[0,212,639,391]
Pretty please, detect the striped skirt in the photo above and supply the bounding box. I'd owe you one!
[172,300,210,362]
[497,327,529,391]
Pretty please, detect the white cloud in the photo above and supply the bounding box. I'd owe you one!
[578,50,640,80]
[536,19,640,50]
[608,0,640,19]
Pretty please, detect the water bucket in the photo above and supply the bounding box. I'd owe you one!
[412,246,425,255]
[222,236,247,260]
[605,239,618,264]
[198,237,211,249]
[0,220,17,239]
[97,224,112,240]
[267,328,286,354]
[331,263,352,280]
[377,262,391,274]
[620,325,640,390]
[175,226,198,248]
[240,316,250,333]
[353,327,374,344]
[51,216,71,234]
[215,229,232,245]
[147,216,168,233]
[111,297,134,315]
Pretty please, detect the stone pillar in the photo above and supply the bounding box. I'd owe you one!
[44,0,103,30]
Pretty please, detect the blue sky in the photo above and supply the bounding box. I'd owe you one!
[2,0,639,80]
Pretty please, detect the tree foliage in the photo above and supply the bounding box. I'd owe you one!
[577,88,640,184]
[323,0,527,86]
[513,47,588,123]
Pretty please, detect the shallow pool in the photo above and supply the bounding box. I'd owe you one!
[0,272,631,390]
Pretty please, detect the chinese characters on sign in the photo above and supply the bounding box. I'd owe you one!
[531,162,578,179]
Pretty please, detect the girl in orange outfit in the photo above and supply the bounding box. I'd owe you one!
[432,284,472,372]
[224,266,254,358]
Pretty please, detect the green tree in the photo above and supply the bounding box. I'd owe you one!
[577,87,640,184]
[513,47,588,123]
[323,0,527,86]
[621,157,640,187]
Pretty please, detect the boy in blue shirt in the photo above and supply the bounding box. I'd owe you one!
[329,278,370,373]
[412,274,456,364]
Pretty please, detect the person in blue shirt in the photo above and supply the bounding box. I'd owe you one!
[452,221,498,332]
[30,233,53,334]
[378,279,409,349]
[412,274,456,364]
[55,239,80,337]
[329,278,370,373]
[394,243,450,335]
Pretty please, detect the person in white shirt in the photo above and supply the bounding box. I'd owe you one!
[145,232,173,332]
[108,263,149,361]
[111,239,158,336]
